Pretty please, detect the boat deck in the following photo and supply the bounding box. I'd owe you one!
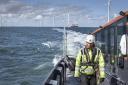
[66,69,109,85]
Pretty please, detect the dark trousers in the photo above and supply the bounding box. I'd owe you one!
[80,74,97,85]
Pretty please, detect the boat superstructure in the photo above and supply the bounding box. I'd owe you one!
[43,11,128,85]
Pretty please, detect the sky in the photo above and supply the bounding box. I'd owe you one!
[0,0,128,27]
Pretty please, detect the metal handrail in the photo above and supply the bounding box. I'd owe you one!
[91,11,128,35]
[105,71,126,85]
[43,58,66,85]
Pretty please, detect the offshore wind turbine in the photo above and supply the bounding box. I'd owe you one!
[0,15,2,27]
[52,16,55,27]
[34,15,43,27]
[67,13,70,27]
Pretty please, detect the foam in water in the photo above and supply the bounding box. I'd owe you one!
[34,62,51,70]
[52,28,88,66]
[41,41,52,48]
[41,41,61,49]
[52,28,64,33]
[52,54,62,66]
[66,30,87,57]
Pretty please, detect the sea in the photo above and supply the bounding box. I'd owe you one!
[0,27,96,85]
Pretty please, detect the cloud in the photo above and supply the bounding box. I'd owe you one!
[0,0,89,16]
[0,0,25,14]
[0,0,100,26]
[85,15,106,20]
[0,0,10,4]
[34,15,43,20]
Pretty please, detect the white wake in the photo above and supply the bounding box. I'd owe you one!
[52,28,88,66]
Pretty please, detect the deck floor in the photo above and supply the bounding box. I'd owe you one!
[66,69,80,85]
[66,69,109,85]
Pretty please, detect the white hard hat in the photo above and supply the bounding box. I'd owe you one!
[85,34,95,43]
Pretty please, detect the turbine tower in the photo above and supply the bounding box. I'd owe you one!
[52,16,55,27]
[0,15,2,27]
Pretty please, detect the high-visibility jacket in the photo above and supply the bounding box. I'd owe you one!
[74,47,105,78]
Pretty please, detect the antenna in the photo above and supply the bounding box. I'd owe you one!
[107,0,111,22]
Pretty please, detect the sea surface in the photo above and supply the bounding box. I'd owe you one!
[0,27,96,85]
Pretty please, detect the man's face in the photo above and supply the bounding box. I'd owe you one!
[85,42,94,49]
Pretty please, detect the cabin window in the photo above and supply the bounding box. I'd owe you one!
[100,30,105,53]
[107,28,111,55]
[95,32,102,48]
[116,17,127,57]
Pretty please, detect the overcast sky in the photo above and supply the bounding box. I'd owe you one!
[0,0,127,27]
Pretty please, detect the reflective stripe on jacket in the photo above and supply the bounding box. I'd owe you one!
[74,47,105,78]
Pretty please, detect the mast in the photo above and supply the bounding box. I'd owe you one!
[63,26,66,57]
[63,13,69,57]
[107,0,111,22]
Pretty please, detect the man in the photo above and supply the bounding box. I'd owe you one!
[74,34,105,85]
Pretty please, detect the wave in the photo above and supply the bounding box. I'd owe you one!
[0,45,40,57]
[50,28,89,68]
[41,41,62,49]
[34,62,51,70]
[66,30,88,57]
[41,41,52,48]
[52,54,62,66]
[0,46,16,55]
[52,28,64,33]
[53,28,104,56]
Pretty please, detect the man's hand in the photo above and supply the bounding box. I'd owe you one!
[100,78,105,83]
